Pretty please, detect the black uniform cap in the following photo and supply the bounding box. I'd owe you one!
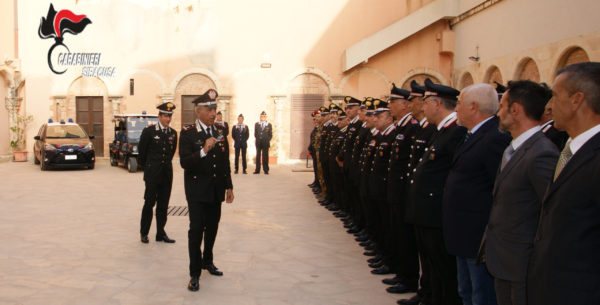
[410,80,426,97]
[424,78,460,100]
[336,109,347,119]
[494,81,507,98]
[373,99,390,114]
[157,102,176,115]
[192,89,218,108]
[319,106,329,116]
[389,83,411,101]
[344,96,361,107]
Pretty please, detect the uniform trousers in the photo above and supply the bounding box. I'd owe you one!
[187,200,222,277]
[140,172,172,237]
[255,143,269,173]
[234,146,247,171]
[388,201,419,282]
[415,226,462,305]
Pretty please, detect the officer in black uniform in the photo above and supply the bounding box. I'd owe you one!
[308,110,321,189]
[138,101,178,244]
[329,108,349,215]
[232,114,249,174]
[322,103,341,211]
[179,89,234,291]
[254,111,273,174]
[406,78,466,305]
[215,111,229,137]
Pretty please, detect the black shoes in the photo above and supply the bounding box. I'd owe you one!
[188,276,199,291]
[234,170,238,174]
[243,170,247,174]
[386,283,418,294]
[369,260,385,269]
[202,263,223,276]
[368,254,383,264]
[156,234,175,243]
[141,234,149,244]
[397,294,422,305]
[382,275,402,285]
[264,172,269,175]
[363,250,377,256]
[253,171,260,174]
[371,265,392,275]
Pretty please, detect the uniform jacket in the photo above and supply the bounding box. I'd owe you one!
[442,116,511,258]
[484,131,558,281]
[215,121,229,137]
[340,118,363,174]
[231,123,249,149]
[406,117,467,227]
[542,120,568,151]
[179,121,233,204]
[369,124,397,201]
[350,125,371,186]
[387,114,420,205]
[138,123,177,183]
[255,121,273,147]
[528,132,600,305]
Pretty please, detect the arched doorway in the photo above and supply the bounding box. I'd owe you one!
[288,73,330,159]
[484,65,503,85]
[515,57,541,82]
[459,72,474,89]
[555,46,590,74]
[175,73,217,129]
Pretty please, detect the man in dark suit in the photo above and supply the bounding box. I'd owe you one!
[254,111,272,174]
[231,113,249,174]
[215,111,229,137]
[406,78,466,305]
[179,89,234,291]
[138,102,178,244]
[528,62,600,305]
[484,80,558,305]
[443,84,511,305]
[539,99,568,150]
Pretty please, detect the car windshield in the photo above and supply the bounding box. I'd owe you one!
[127,117,159,141]
[46,125,88,138]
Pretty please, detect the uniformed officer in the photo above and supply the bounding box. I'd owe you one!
[138,101,178,244]
[215,111,229,137]
[329,108,350,215]
[254,111,273,174]
[232,114,249,174]
[322,103,341,211]
[406,78,466,305]
[308,110,321,190]
[179,89,234,292]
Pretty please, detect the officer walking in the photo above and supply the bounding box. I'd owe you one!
[254,111,273,174]
[179,89,234,292]
[232,114,249,174]
[138,102,177,244]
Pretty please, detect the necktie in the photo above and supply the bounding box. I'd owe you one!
[553,141,573,181]
[164,127,168,134]
[500,145,515,171]
[207,126,212,137]
[464,131,473,144]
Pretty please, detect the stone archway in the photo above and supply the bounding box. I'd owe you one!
[554,46,590,76]
[514,57,541,82]
[174,73,217,129]
[339,67,390,100]
[483,65,503,85]
[459,72,474,89]
[400,73,442,90]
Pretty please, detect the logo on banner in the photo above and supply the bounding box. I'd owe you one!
[38,4,115,77]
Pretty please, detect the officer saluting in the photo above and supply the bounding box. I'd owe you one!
[138,101,177,244]
[179,89,234,292]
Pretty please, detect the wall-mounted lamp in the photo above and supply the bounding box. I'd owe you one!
[469,44,480,62]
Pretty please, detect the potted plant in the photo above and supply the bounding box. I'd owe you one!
[10,114,34,162]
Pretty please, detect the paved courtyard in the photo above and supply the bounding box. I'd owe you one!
[0,159,410,305]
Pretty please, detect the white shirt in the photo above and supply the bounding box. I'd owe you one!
[420,117,428,127]
[568,123,600,155]
[196,119,214,158]
[397,112,412,127]
[350,115,360,124]
[469,116,494,134]
[436,112,457,130]
[510,125,542,151]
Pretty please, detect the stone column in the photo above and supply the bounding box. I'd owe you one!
[52,96,67,122]
[271,95,286,163]
[217,95,231,124]
[109,96,123,115]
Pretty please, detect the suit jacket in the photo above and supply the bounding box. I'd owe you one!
[406,118,467,227]
[484,131,558,281]
[542,120,568,151]
[232,124,249,149]
[255,122,273,147]
[138,124,177,183]
[527,131,600,305]
[442,117,511,258]
[179,122,233,204]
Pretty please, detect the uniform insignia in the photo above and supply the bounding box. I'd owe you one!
[396,134,405,140]
[154,135,160,140]
[369,140,377,146]
[182,124,194,131]
[380,151,384,156]
[410,119,418,124]
[429,153,435,160]
[380,142,388,146]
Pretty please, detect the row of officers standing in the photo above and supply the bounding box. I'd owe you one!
[309,62,600,305]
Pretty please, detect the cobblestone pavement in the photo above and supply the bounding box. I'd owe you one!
[0,159,409,305]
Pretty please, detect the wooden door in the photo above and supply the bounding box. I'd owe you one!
[76,96,104,156]
[290,94,323,159]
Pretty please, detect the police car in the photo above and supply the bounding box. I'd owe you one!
[109,113,159,172]
[33,119,95,170]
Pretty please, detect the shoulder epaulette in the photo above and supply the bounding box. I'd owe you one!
[182,124,195,131]
[443,117,458,129]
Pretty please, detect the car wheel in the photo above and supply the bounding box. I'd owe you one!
[127,157,138,173]
[40,154,48,171]
[88,162,95,170]
[110,153,117,166]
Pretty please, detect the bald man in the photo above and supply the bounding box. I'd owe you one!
[443,84,511,305]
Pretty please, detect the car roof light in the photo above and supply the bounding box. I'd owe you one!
[48,118,53,123]
[68,118,74,123]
